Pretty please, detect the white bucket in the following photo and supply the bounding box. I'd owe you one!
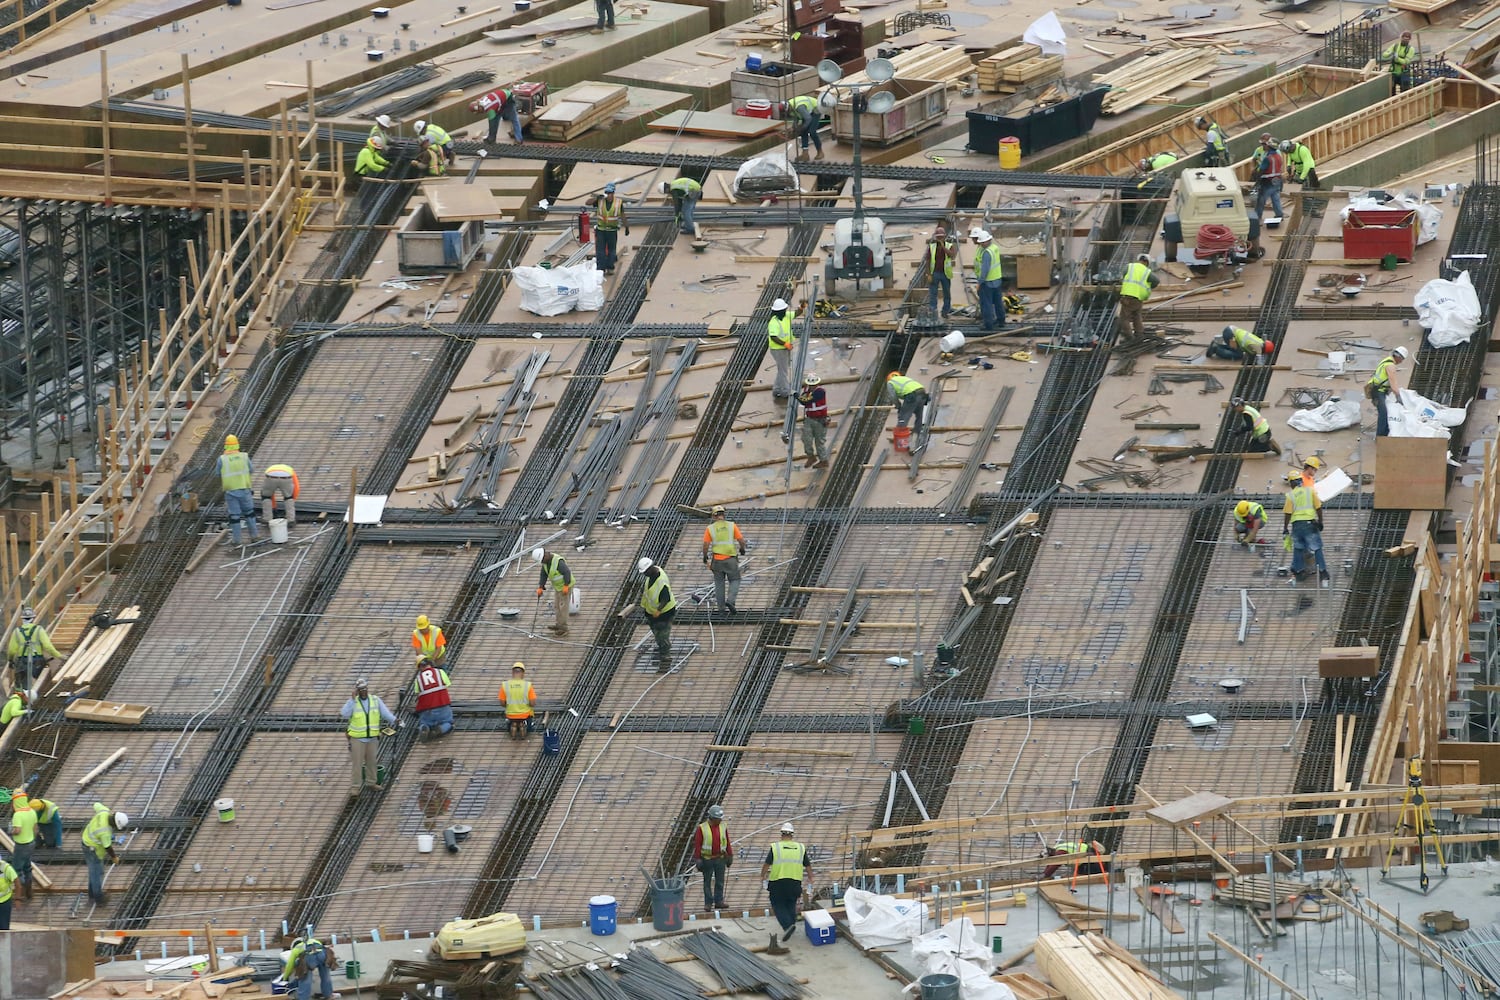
[417,833,435,853]
[939,331,966,354]
[1327,351,1346,375]
[269,518,289,544]
[1124,866,1144,889]
[214,797,236,823]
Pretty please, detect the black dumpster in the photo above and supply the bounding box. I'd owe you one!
[967,85,1107,157]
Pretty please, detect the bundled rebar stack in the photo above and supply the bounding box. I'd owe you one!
[614,948,708,1000]
[310,65,440,116]
[677,930,806,1000]
[369,71,497,120]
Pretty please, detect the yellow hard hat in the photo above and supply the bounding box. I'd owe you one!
[416,614,429,629]
[416,655,431,668]
[1235,500,1252,518]
[1286,471,1303,485]
[1303,456,1323,470]
[512,661,526,673]
[225,434,239,450]
[711,505,726,516]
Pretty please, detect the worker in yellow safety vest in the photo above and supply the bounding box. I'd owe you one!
[662,178,702,235]
[81,802,128,906]
[1231,396,1282,456]
[593,181,630,275]
[1136,152,1178,174]
[10,789,35,901]
[0,690,25,728]
[355,135,391,177]
[887,372,930,435]
[0,854,16,930]
[411,614,447,665]
[1210,325,1274,362]
[1280,139,1319,189]
[636,558,677,666]
[924,227,957,318]
[1283,470,1329,588]
[414,119,455,165]
[970,228,1005,331]
[1367,346,1408,437]
[531,548,575,637]
[1043,839,1108,879]
[1233,500,1266,547]
[7,606,60,689]
[415,136,446,177]
[1383,31,1418,92]
[760,822,812,950]
[767,297,798,398]
[1117,253,1159,341]
[498,662,536,740]
[340,679,396,797]
[783,95,823,162]
[1194,115,1229,166]
[283,936,336,1000]
[701,505,747,614]
[216,434,259,546]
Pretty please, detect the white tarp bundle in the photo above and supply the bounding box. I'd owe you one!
[732,153,799,199]
[1386,388,1467,439]
[1416,271,1482,348]
[513,264,605,316]
[1341,196,1442,245]
[912,918,994,972]
[1287,397,1361,432]
[841,888,927,948]
[1023,11,1067,55]
[904,956,1016,1000]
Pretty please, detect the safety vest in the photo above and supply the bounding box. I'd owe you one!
[542,553,571,591]
[355,145,389,176]
[669,178,701,198]
[888,374,924,399]
[346,697,383,739]
[768,312,795,350]
[478,89,511,112]
[0,863,15,904]
[501,678,533,718]
[266,464,299,497]
[976,244,1003,282]
[1119,262,1152,302]
[32,798,57,823]
[12,624,46,657]
[412,625,445,659]
[1241,404,1270,438]
[799,386,828,420]
[422,123,452,146]
[367,122,388,143]
[285,938,328,980]
[11,802,35,845]
[767,840,806,881]
[414,665,452,712]
[927,240,954,279]
[1207,127,1227,154]
[1287,485,1318,524]
[787,95,818,119]
[1231,328,1264,355]
[220,451,252,491]
[707,520,739,559]
[420,147,446,177]
[697,821,730,858]
[1287,143,1315,177]
[1369,356,1397,393]
[82,804,114,858]
[1054,841,1088,855]
[1147,152,1177,170]
[0,694,23,725]
[596,196,623,231]
[1387,41,1415,71]
[642,569,676,616]
[1235,502,1265,525]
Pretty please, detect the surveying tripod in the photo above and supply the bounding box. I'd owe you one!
[1381,756,1448,892]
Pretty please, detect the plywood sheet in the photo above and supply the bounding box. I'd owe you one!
[648,109,783,138]
[424,181,501,221]
[1375,435,1448,508]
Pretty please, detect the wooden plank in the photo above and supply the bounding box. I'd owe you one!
[1145,791,1233,826]
[646,110,784,139]
[422,182,500,222]
[1135,886,1186,933]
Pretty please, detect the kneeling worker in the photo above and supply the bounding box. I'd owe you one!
[1233,500,1266,547]
[1231,397,1282,456]
[413,656,453,741]
[499,662,535,739]
[1209,325,1274,362]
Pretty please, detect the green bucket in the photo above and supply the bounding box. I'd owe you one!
[908,716,926,735]
[992,935,1003,953]
[538,260,553,270]
[361,764,388,786]
[1381,253,1399,271]
[345,960,362,980]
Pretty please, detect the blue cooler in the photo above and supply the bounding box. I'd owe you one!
[804,908,836,945]
[589,894,618,935]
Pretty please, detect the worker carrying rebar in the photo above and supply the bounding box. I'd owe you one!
[692,805,734,911]
[29,795,61,849]
[593,181,630,275]
[1230,397,1282,456]
[1194,115,1229,166]
[761,822,811,952]
[1116,253,1159,342]
[355,134,391,177]
[636,558,677,666]
[0,853,16,931]
[498,661,535,739]
[923,227,957,319]
[81,802,128,906]
[415,135,447,177]
[217,434,260,546]
[969,229,1005,332]
[887,371,929,435]
[781,95,824,163]
[472,87,524,145]
[1283,470,1330,588]
[1300,454,1323,487]
[1367,345,1408,438]
[283,936,336,1000]
[412,614,447,665]
[7,606,59,690]
[413,655,453,742]
[0,690,25,728]
[414,118,456,166]
[767,297,798,398]
[10,789,34,903]
[1383,31,1418,92]
[1042,839,1107,879]
[796,373,831,469]
[662,177,702,236]
[260,462,299,528]
[1280,138,1319,190]
[532,548,575,637]
[1208,325,1274,362]
[1233,500,1266,547]
[702,505,747,614]
[1136,152,1178,175]
[341,678,397,797]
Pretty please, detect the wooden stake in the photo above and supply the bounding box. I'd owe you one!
[77,747,127,787]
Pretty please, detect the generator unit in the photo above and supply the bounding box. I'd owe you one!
[1162,166,1261,267]
[434,911,528,960]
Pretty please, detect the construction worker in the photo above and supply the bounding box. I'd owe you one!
[593,0,615,30]
[1043,839,1107,878]
[283,936,336,1000]
[1136,151,1178,174]
[691,804,733,911]
[593,181,629,275]
[768,297,797,398]
[783,95,823,162]
[8,606,60,690]
[1300,454,1323,487]
[1383,30,1418,92]
[796,373,830,469]
[637,558,677,664]
[760,822,811,950]
[702,505,746,613]
[10,790,34,902]
[413,118,456,165]
[471,87,523,144]
[1117,253,1158,341]
[498,662,535,739]
[532,547,575,637]
[1283,470,1330,587]
[413,655,453,742]
[1367,345,1409,438]
[1209,325,1274,362]
[217,434,259,546]
[341,678,396,797]
[1254,138,1285,221]
[412,614,447,665]
[1195,115,1228,166]
[887,371,929,435]
[355,134,391,177]
[1280,138,1319,190]
[1233,500,1266,547]
[0,854,15,930]
[369,114,394,147]
[415,135,447,177]
[1231,397,1282,456]
[30,796,61,849]
[261,462,299,527]
[1250,133,1276,173]
[923,226,956,318]
[970,229,1005,331]
[0,690,25,728]
[662,177,702,236]
[81,802,128,906]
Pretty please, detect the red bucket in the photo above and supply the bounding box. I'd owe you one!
[742,99,774,119]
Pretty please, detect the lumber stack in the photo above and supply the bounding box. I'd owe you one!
[1036,931,1187,1000]
[529,83,628,142]
[842,43,974,86]
[45,605,141,695]
[1094,50,1218,115]
[977,44,1062,92]
[48,603,98,652]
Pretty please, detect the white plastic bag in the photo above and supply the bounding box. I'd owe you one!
[1023,11,1067,56]
[732,153,799,199]
[904,956,1016,1000]
[1416,271,1481,348]
[912,918,994,973]
[842,888,927,948]
[513,264,605,316]
[568,587,582,615]
[1286,398,1361,432]
[1341,196,1441,245]
[1387,388,1466,439]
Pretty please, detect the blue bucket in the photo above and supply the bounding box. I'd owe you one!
[543,729,561,755]
[589,895,618,935]
[745,52,763,72]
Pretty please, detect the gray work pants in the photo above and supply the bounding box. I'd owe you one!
[772,349,792,396]
[801,417,828,461]
[710,556,741,610]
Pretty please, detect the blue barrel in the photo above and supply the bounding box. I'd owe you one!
[589,895,617,935]
[919,973,960,1000]
[543,729,562,755]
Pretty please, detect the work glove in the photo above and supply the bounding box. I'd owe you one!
[725,856,733,868]
[536,588,545,597]
[625,228,631,236]
[763,880,770,891]
[561,584,570,595]
[105,848,118,863]
[1283,534,1293,552]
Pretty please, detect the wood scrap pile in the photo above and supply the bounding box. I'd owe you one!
[1212,874,1345,938]
[1039,883,1140,932]
[977,44,1063,92]
[158,966,260,999]
[48,603,99,652]
[1094,49,1218,115]
[529,83,629,141]
[1036,931,1186,1000]
[842,42,974,86]
[45,605,140,696]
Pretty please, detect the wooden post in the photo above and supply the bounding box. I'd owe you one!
[263,653,274,688]
[0,516,8,603]
[346,468,358,544]
[100,51,112,203]
[181,55,197,206]
[68,458,78,514]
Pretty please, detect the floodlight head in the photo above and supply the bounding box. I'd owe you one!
[867,90,896,114]
[816,59,843,84]
[867,57,896,82]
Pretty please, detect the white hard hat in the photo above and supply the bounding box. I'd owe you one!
[375,114,393,128]
[636,557,654,574]
[531,548,544,563]
[20,607,34,622]
[1393,346,1409,360]
[974,230,993,243]
[771,298,789,311]
[780,822,795,834]
[968,226,984,240]
[415,119,427,133]
[114,811,129,830]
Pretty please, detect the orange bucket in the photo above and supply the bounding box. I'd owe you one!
[893,426,912,453]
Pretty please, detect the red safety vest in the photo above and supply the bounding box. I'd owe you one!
[696,820,731,859]
[800,387,828,420]
[414,665,451,712]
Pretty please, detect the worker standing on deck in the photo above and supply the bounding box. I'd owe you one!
[283,936,336,1000]
[1367,345,1408,438]
[593,0,615,31]
[355,135,391,177]
[662,178,702,236]
[1195,115,1229,166]
[415,135,447,177]
[369,114,395,147]
[413,656,454,742]
[30,796,61,850]
[7,607,59,690]
[341,679,396,797]
[1233,500,1267,547]
[1208,325,1274,362]
[1250,133,1276,173]
[261,462,299,528]
[1383,31,1418,92]
[636,558,677,665]
[1136,152,1178,174]
[782,95,824,163]
[1283,470,1330,588]
[702,505,746,614]
[970,229,1005,331]
[887,371,929,436]
[10,790,34,903]
[760,822,811,950]
[1253,139,1285,221]
[593,182,629,275]
[1117,253,1158,341]
[768,297,798,398]
[472,88,523,145]
[692,805,734,911]
[217,434,259,547]
[532,547,575,637]
[0,854,16,930]
[412,614,447,665]
[0,691,25,729]
[1231,397,1282,456]
[498,662,536,739]
[923,226,957,319]
[796,373,831,469]
[1280,138,1319,190]
[414,119,456,166]
[81,803,127,906]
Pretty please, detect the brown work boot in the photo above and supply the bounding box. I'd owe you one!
[803,455,817,468]
[814,149,825,161]
[795,150,808,163]
[548,624,569,636]
[814,459,829,469]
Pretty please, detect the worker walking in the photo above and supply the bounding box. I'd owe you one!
[702,505,746,613]
[1233,500,1266,547]
[8,606,59,690]
[412,614,447,665]
[1136,151,1178,174]
[1383,31,1418,92]
[1283,470,1330,588]
[472,88,523,145]
[261,462,299,527]
[1280,138,1319,190]
[355,135,391,177]
[662,178,702,236]
[0,855,16,930]
[1253,139,1285,221]
[414,119,456,166]
[760,822,811,950]
[532,547,575,637]
[10,790,34,902]
[498,662,535,739]
[887,371,929,435]
[637,558,677,665]
[1194,115,1229,166]
[81,803,128,906]
[782,95,823,162]
[1209,325,1274,362]
[413,656,453,741]
[1231,397,1282,455]
[0,690,25,729]
[30,796,61,849]
[283,936,336,1000]
[692,804,734,911]
[768,297,798,398]
[341,679,396,797]
[796,373,830,469]
[1117,253,1158,341]
[1367,346,1408,438]
[923,227,957,318]
[970,229,1005,331]
[593,182,629,275]
[217,434,259,546]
